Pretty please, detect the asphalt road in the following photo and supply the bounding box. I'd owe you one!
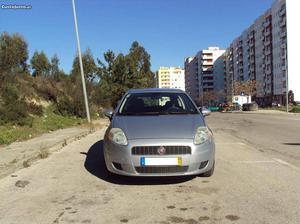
[0,113,299,224]
[207,112,300,167]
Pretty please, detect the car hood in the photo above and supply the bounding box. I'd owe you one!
[112,114,205,140]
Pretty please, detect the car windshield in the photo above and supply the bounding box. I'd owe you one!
[118,92,199,115]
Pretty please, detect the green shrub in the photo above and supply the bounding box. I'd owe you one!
[0,84,29,125]
[28,102,43,116]
[54,96,75,116]
[33,77,59,101]
[54,95,86,118]
[290,106,300,113]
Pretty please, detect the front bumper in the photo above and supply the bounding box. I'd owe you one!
[103,138,215,177]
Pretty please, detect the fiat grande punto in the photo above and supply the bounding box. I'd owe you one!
[103,88,215,177]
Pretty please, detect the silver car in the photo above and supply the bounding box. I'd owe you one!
[103,88,215,177]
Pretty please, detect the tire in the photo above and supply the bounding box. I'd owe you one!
[199,162,215,177]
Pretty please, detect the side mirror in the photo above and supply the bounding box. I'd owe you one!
[104,109,113,120]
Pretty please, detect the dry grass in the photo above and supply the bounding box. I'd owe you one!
[23,160,30,168]
[38,149,49,159]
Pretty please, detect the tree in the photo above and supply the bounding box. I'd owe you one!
[126,41,155,88]
[0,32,28,75]
[233,80,257,96]
[96,41,155,107]
[50,54,65,81]
[71,48,97,82]
[30,51,50,77]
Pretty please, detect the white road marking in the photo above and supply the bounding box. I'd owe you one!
[234,160,276,164]
[272,158,290,166]
[272,158,300,172]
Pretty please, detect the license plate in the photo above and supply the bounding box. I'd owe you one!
[140,157,182,166]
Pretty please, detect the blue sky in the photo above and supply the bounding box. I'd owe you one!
[0,0,273,73]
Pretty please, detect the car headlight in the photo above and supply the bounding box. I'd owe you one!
[194,127,212,145]
[108,128,128,145]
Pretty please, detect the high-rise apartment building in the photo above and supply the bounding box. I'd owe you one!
[184,57,198,99]
[157,67,185,91]
[199,47,225,96]
[224,0,299,105]
[185,47,225,104]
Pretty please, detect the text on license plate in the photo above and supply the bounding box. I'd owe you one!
[140,157,182,166]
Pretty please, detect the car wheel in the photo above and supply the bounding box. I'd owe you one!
[199,162,215,177]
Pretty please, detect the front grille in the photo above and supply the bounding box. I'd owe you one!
[132,146,191,155]
[135,166,189,174]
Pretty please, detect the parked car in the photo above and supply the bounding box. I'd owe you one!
[103,88,215,177]
[242,102,258,111]
[199,106,211,116]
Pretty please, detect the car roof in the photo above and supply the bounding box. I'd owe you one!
[126,88,185,94]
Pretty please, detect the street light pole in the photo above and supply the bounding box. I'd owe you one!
[72,0,91,122]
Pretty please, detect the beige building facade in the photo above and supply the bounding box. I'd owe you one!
[157,67,185,91]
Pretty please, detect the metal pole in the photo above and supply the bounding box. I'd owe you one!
[231,71,234,103]
[72,0,91,122]
[285,46,288,113]
[201,76,204,107]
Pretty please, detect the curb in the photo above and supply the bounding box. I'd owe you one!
[0,120,109,179]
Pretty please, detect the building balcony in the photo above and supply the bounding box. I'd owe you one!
[265,69,272,75]
[202,61,213,66]
[202,67,213,72]
[203,86,214,90]
[203,79,214,84]
[279,19,286,27]
[264,20,271,28]
[265,49,272,55]
[279,7,286,16]
[202,55,213,60]
[264,40,271,46]
[280,30,287,38]
[265,58,272,64]
[282,65,286,71]
[265,29,271,36]
[202,74,213,80]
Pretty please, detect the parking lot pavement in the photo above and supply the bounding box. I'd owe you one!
[0,115,299,224]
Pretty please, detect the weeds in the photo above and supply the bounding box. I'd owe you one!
[23,160,30,168]
[38,149,49,159]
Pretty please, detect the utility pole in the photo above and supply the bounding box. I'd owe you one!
[72,0,91,122]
